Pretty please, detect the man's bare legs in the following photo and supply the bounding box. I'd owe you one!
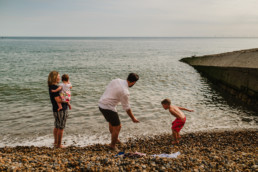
[172,129,179,144]
[109,123,121,149]
[109,123,122,144]
[109,123,113,133]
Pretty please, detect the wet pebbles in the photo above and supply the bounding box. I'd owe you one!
[0,130,257,171]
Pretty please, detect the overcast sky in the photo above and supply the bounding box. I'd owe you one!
[0,0,258,37]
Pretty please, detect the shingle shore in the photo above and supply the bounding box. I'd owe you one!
[0,130,257,171]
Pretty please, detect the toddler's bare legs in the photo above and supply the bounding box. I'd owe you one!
[67,101,72,110]
[57,102,63,111]
[55,96,63,111]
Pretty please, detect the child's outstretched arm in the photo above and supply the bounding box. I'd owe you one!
[51,86,62,93]
[178,106,194,112]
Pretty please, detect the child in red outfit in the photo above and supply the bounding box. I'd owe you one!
[161,99,194,145]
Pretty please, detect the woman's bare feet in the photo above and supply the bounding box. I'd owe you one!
[56,145,66,148]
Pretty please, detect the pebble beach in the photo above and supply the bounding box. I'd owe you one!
[0,129,257,171]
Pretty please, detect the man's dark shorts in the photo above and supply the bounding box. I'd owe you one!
[99,107,121,126]
[53,109,68,129]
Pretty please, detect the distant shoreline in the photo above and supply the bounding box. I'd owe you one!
[1,36,258,39]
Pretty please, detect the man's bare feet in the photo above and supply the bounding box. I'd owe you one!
[109,146,120,152]
[117,139,123,145]
[172,141,179,145]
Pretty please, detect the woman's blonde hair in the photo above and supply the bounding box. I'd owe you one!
[48,71,59,86]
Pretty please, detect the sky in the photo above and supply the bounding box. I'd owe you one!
[0,0,258,37]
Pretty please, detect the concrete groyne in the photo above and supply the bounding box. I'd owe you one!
[180,48,258,109]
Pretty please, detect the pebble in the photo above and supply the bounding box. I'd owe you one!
[0,130,256,171]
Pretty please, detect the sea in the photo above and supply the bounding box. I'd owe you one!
[0,37,257,147]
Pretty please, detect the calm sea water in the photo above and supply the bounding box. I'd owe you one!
[0,37,257,147]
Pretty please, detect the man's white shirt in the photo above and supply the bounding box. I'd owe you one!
[98,79,130,112]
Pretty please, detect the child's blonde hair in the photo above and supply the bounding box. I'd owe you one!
[48,71,59,86]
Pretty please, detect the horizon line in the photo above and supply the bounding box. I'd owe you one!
[1,36,258,38]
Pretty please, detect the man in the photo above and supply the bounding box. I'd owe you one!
[99,73,140,151]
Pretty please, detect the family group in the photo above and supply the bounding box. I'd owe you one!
[48,71,193,149]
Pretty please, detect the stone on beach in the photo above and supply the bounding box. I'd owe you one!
[0,130,257,171]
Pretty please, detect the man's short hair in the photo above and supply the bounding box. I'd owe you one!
[127,73,139,83]
[161,99,171,105]
[62,74,69,81]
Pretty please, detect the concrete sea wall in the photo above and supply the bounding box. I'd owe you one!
[180,48,258,109]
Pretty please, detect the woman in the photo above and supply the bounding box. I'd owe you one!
[48,71,68,148]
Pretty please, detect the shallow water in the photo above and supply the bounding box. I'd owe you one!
[0,37,257,147]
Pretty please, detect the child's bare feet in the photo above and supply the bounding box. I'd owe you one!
[57,107,63,111]
[172,140,179,145]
